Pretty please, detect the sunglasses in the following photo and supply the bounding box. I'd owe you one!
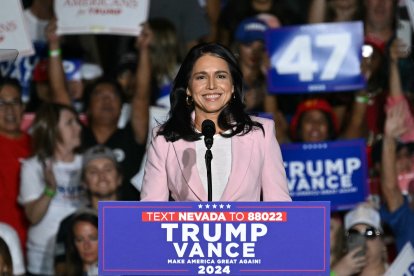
[346,227,381,240]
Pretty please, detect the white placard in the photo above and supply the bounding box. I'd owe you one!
[55,0,149,36]
[384,242,414,276]
[406,0,414,31]
[0,0,34,60]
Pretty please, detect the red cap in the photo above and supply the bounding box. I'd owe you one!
[289,98,339,140]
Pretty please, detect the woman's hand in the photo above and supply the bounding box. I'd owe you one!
[384,102,408,139]
[45,19,60,48]
[331,247,366,276]
[43,159,57,194]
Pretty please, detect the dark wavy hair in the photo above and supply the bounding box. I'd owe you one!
[158,42,263,142]
[65,210,98,276]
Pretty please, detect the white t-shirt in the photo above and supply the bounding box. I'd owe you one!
[19,155,86,275]
[0,223,25,275]
[196,134,232,201]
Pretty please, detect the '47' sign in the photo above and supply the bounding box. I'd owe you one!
[266,21,366,94]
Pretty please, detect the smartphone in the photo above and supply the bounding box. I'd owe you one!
[346,233,366,257]
[397,19,412,54]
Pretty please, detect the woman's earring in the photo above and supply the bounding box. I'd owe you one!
[186,95,193,106]
[233,93,236,100]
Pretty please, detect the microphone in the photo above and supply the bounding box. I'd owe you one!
[201,119,215,150]
[201,119,215,201]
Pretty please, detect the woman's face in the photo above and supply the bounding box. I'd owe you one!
[238,41,266,70]
[74,221,99,267]
[58,109,81,151]
[187,54,234,124]
[300,110,330,142]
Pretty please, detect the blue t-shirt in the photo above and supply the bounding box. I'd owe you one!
[380,197,414,252]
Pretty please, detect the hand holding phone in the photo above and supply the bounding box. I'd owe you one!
[347,232,366,257]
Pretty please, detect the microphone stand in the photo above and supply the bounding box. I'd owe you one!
[205,149,213,201]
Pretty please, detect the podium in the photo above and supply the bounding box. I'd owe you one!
[99,201,330,276]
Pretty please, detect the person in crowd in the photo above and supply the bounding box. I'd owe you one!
[217,0,299,46]
[364,0,414,93]
[308,0,363,23]
[331,204,388,276]
[140,43,291,202]
[0,237,12,276]
[377,39,414,252]
[54,145,122,275]
[19,103,86,275]
[232,16,272,113]
[380,103,414,253]
[143,18,180,108]
[199,0,222,43]
[289,98,339,142]
[0,78,31,255]
[0,223,25,276]
[149,0,210,58]
[46,20,150,200]
[64,210,99,276]
[363,0,396,43]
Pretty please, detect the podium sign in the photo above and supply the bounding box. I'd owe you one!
[99,201,330,275]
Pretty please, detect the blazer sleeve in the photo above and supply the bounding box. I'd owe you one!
[261,119,292,201]
[140,129,170,201]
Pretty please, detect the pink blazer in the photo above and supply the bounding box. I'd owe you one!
[141,117,291,202]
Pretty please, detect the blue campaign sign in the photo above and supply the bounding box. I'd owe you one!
[266,21,366,93]
[0,42,47,102]
[281,139,368,211]
[99,201,330,276]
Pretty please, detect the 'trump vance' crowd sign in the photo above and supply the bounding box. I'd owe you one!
[281,139,368,211]
[99,201,330,275]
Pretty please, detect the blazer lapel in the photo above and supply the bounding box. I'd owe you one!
[172,139,207,200]
[221,133,254,200]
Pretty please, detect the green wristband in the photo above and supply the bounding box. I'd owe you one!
[355,95,369,104]
[48,48,61,58]
[44,186,56,198]
[330,271,336,276]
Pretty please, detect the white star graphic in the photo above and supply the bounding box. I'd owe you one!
[198,204,203,209]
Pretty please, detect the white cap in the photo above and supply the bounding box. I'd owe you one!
[344,204,383,232]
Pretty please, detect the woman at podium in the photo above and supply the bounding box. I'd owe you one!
[141,43,291,202]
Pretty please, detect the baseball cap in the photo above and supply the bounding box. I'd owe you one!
[234,17,269,44]
[344,204,383,232]
[83,145,117,168]
[289,98,339,140]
